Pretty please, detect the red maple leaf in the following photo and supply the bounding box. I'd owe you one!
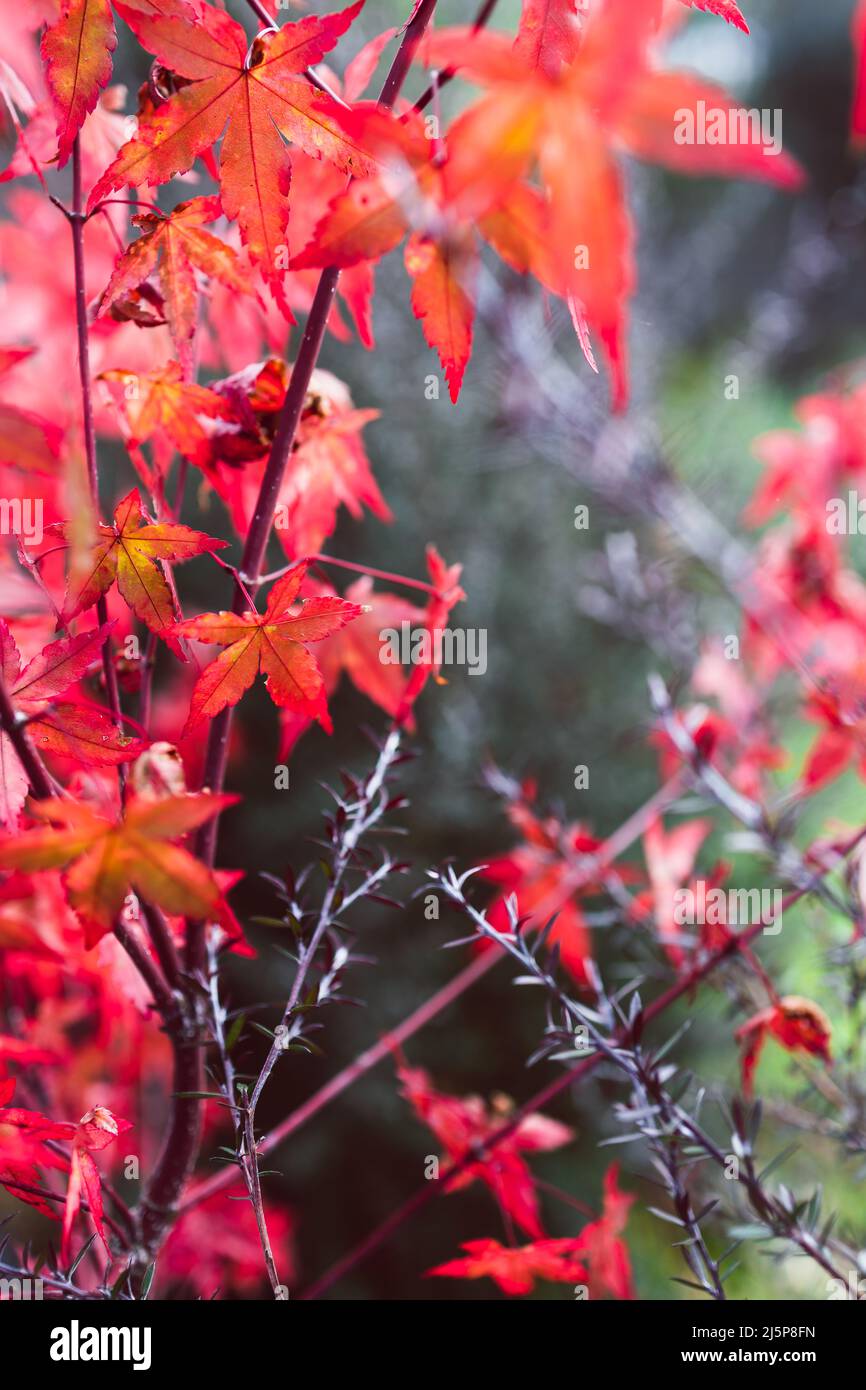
[40,0,117,167]
[0,789,238,947]
[853,0,866,144]
[0,619,145,828]
[16,1100,131,1262]
[96,196,252,375]
[398,1057,573,1238]
[56,487,227,653]
[90,1,375,294]
[427,1236,588,1296]
[415,0,802,407]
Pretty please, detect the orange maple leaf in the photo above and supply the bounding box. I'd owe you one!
[292,107,512,401]
[99,363,233,475]
[0,790,238,947]
[97,196,252,374]
[415,0,802,407]
[172,560,363,735]
[0,347,63,472]
[41,0,117,168]
[90,1,375,291]
[57,487,227,649]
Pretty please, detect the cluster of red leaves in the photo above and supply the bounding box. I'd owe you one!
[428,1163,635,1298]
[397,1057,574,1239]
[398,1057,634,1297]
[0,1078,129,1263]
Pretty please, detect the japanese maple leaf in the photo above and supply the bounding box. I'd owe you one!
[0,726,28,832]
[17,1102,132,1262]
[680,0,748,30]
[689,643,787,803]
[736,995,832,1096]
[97,197,252,374]
[40,0,117,167]
[292,107,521,401]
[0,345,63,472]
[162,1193,295,1298]
[0,620,145,827]
[99,363,233,475]
[171,560,363,735]
[89,0,376,292]
[746,387,866,528]
[513,0,751,75]
[512,0,749,78]
[394,546,465,721]
[632,816,712,968]
[398,1058,573,1238]
[58,487,227,650]
[0,1078,67,1220]
[278,576,426,758]
[416,0,802,408]
[0,789,238,947]
[481,790,627,986]
[0,1033,64,1066]
[428,1237,588,1296]
[568,1163,636,1300]
[513,0,584,77]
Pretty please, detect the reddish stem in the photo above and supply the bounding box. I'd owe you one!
[258,552,440,598]
[0,673,54,800]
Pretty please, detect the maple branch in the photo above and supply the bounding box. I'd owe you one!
[412,0,501,112]
[190,0,443,964]
[114,917,178,1020]
[134,1017,205,1262]
[139,901,181,992]
[299,822,866,1298]
[0,672,54,801]
[68,138,125,765]
[258,552,441,597]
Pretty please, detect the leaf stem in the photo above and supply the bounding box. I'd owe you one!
[69,139,126,776]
